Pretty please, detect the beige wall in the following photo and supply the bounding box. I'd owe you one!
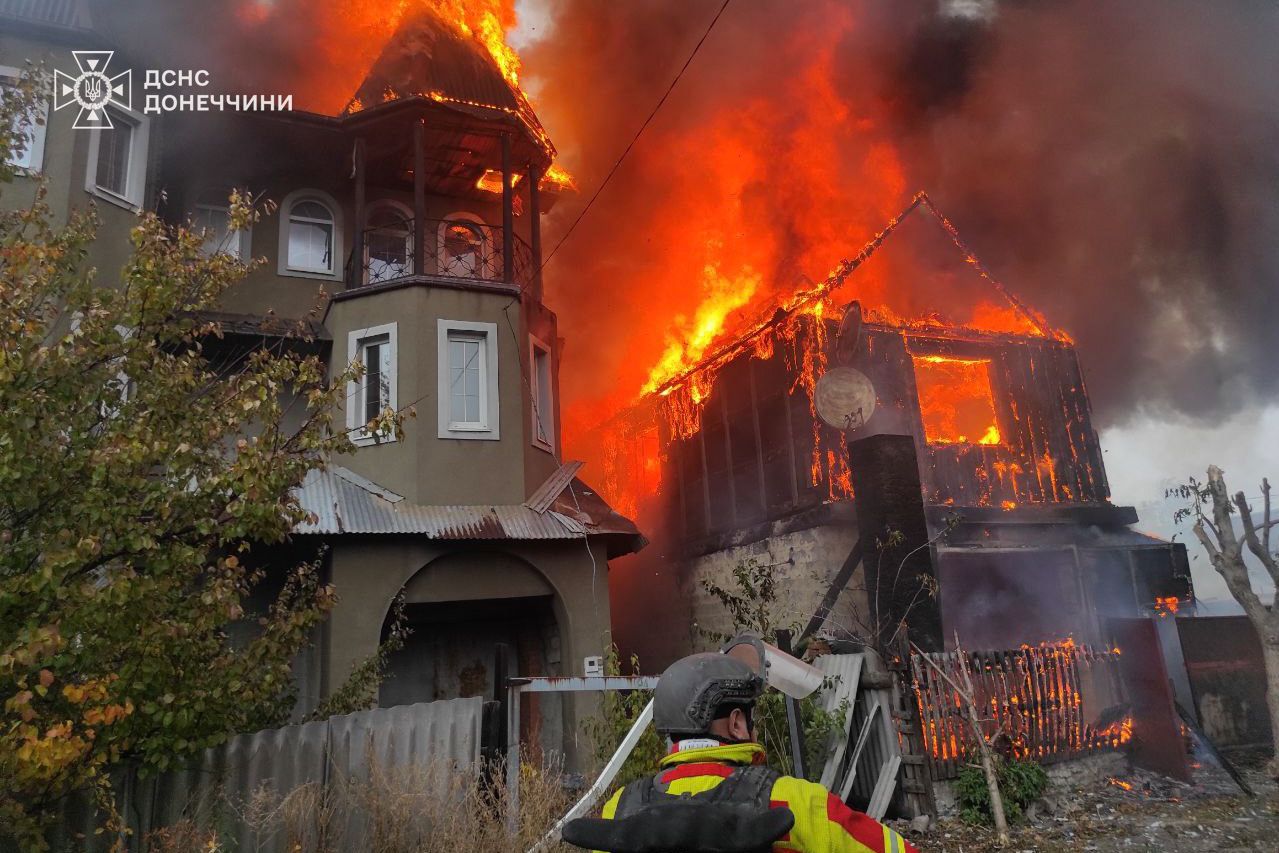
[682,522,867,651]
[0,33,147,289]
[326,282,564,506]
[323,536,612,770]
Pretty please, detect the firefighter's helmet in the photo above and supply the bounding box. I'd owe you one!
[653,652,765,738]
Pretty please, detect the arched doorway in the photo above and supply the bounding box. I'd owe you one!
[379,551,562,711]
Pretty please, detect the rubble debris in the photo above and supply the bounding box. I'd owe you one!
[897,752,1279,852]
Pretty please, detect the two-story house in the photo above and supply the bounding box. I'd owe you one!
[1,1,644,766]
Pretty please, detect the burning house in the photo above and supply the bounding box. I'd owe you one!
[0,2,642,768]
[604,192,1192,661]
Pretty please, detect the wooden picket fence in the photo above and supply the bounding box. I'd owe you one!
[910,642,1129,780]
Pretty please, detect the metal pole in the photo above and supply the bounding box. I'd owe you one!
[528,698,655,853]
[527,162,543,300]
[776,629,807,779]
[351,137,366,289]
[413,119,426,275]
[501,132,514,283]
[506,681,522,833]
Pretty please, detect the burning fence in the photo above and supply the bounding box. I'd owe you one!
[910,639,1130,780]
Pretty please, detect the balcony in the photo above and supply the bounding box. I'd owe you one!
[345,217,535,292]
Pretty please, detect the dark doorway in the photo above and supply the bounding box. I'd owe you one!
[379,595,557,707]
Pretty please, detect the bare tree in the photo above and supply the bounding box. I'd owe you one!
[1178,465,1279,777]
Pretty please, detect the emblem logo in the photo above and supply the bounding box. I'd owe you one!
[53,51,132,130]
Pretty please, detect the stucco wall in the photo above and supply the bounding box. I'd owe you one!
[681,521,866,650]
[1,33,147,289]
[325,283,539,505]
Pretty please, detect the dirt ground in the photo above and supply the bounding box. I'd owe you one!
[899,751,1279,852]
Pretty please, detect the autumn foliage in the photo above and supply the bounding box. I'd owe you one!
[0,72,395,847]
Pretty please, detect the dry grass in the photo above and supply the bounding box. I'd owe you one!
[234,754,578,853]
[144,818,222,852]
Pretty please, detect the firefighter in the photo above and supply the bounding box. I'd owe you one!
[561,652,920,853]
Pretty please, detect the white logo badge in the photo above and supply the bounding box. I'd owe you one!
[53,51,132,130]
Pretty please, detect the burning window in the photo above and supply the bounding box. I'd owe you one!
[911,354,1002,446]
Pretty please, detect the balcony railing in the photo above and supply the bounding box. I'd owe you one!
[345,217,535,291]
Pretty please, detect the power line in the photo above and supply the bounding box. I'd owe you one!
[538,0,734,271]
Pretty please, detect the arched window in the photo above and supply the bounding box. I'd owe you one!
[437,214,490,279]
[365,203,413,283]
[286,197,336,274]
[192,189,251,260]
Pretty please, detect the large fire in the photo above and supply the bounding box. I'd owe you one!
[235,3,1071,519]
[235,1,518,112]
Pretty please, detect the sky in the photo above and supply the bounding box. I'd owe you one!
[1101,404,1279,611]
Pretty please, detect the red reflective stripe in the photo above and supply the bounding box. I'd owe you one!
[826,794,890,852]
[659,762,735,783]
[769,800,792,842]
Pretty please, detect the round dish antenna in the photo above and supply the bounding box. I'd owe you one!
[815,366,876,432]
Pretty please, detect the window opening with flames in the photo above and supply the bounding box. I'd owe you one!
[911,354,1003,447]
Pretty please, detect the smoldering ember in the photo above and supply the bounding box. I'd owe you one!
[1,1,1277,851]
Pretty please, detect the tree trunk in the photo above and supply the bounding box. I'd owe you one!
[956,641,1010,845]
[1260,631,1279,779]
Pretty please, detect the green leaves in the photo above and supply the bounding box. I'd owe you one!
[956,757,1048,825]
[0,69,397,847]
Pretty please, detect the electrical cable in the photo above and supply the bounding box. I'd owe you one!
[537,0,734,272]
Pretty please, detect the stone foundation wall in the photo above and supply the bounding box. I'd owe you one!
[681,521,866,649]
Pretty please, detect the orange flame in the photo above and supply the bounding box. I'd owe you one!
[643,264,761,396]
[911,354,1003,446]
[1154,596,1180,617]
[237,1,573,179]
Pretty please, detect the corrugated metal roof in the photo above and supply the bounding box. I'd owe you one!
[525,460,584,513]
[294,466,646,556]
[0,0,90,30]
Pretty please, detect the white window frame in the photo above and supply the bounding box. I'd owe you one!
[278,189,343,281]
[529,334,555,453]
[193,202,252,260]
[437,318,500,441]
[364,199,414,282]
[346,322,398,447]
[84,104,150,211]
[1,65,47,173]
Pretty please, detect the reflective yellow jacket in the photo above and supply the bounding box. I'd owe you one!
[598,742,918,853]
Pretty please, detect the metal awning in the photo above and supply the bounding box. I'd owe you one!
[294,465,646,557]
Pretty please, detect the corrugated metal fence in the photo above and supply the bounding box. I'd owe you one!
[910,643,1129,780]
[39,697,483,852]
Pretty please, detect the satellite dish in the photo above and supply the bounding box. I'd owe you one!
[835,301,863,365]
[815,367,876,432]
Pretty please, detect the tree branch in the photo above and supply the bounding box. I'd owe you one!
[1198,467,1267,623]
[1235,490,1279,588]
[1264,477,1272,557]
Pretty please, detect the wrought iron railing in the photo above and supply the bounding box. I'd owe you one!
[345,217,534,290]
